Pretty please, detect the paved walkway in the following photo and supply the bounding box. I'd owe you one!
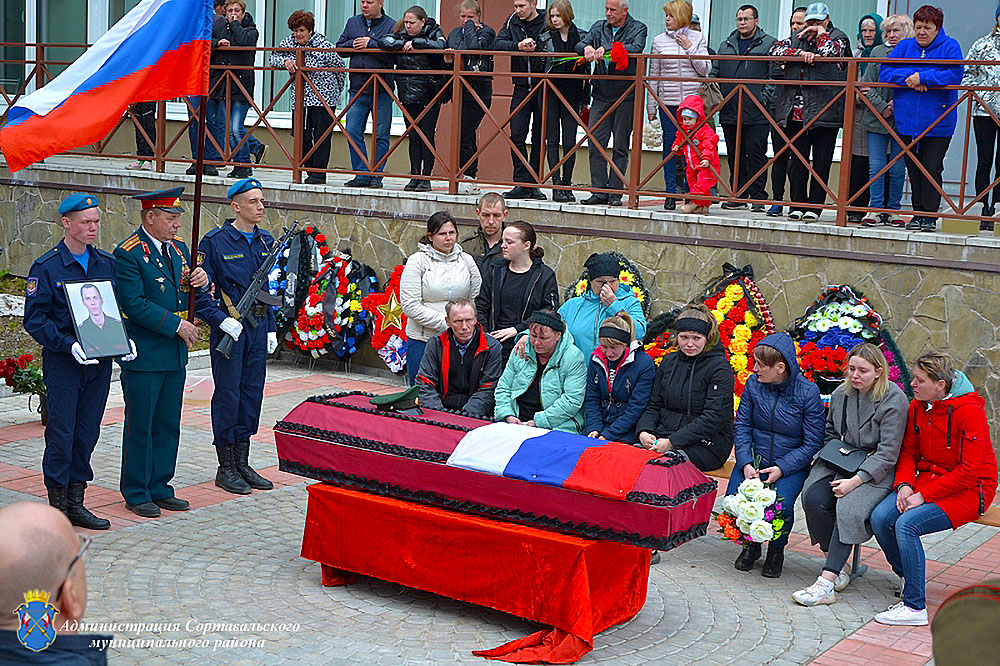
[0,362,997,665]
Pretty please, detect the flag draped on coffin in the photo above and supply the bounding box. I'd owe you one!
[448,423,660,500]
[0,0,212,172]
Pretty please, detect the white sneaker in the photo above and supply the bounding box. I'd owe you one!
[874,601,928,626]
[140,160,152,170]
[458,177,480,195]
[792,577,836,606]
[803,211,820,221]
[834,566,851,592]
[126,160,143,170]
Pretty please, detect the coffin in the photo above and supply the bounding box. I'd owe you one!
[275,392,718,551]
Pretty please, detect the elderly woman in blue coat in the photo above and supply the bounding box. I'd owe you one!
[727,332,825,578]
[559,253,646,355]
[495,309,587,433]
[879,4,963,233]
[583,311,655,443]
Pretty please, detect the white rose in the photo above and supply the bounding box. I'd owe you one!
[738,501,766,523]
[748,520,774,543]
[722,494,743,516]
[739,478,765,499]
[751,487,777,506]
[737,517,754,534]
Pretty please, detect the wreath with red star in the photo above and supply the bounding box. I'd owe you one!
[361,264,407,349]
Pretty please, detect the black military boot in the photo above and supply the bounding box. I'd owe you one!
[735,542,761,571]
[66,482,111,530]
[47,485,68,513]
[215,445,251,495]
[232,441,273,490]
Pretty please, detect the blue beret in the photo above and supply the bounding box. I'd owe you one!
[58,193,100,215]
[227,178,262,199]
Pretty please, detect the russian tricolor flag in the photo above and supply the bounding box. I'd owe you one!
[0,0,212,172]
[448,423,659,500]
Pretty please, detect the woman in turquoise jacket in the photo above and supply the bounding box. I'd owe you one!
[558,253,646,355]
[495,310,587,433]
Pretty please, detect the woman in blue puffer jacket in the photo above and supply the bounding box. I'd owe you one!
[727,332,825,578]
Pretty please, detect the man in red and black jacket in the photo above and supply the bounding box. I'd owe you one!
[415,299,502,418]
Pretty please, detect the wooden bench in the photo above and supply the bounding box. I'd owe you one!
[702,461,1000,579]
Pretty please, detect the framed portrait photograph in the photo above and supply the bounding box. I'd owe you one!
[63,280,130,359]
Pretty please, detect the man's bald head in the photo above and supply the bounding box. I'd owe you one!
[0,503,83,630]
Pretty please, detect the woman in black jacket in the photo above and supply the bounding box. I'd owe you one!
[476,221,559,360]
[635,305,735,471]
[378,6,447,191]
[539,0,588,202]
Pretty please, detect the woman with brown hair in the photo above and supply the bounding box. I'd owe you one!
[475,221,558,360]
[635,305,734,470]
[793,343,908,606]
[583,311,656,443]
[869,352,997,626]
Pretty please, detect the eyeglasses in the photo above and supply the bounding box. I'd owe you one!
[53,535,92,604]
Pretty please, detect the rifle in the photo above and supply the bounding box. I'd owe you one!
[215,221,300,360]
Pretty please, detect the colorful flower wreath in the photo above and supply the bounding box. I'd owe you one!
[321,254,376,359]
[645,263,775,412]
[790,285,912,398]
[361,265,409,372]
[285,226,335,357]
[565,252,651,316]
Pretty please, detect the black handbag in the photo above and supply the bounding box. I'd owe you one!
[816,395,871,476]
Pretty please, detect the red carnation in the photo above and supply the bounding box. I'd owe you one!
[305,226,314,234]
[610,41,629,70]
[316,234,326,243]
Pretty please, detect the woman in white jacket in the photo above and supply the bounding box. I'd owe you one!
[400,211,482,384]
[646,0,710,210]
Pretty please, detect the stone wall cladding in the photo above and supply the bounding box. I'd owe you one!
[3,166,999,454]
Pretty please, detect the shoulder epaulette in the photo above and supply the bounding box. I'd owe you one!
[33,246,59,264]
[119,234,140,251]
[92,247,114,259]
[173,235,185,242]
[202,227,222,239]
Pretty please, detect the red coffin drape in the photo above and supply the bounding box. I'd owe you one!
[301,483,651,664]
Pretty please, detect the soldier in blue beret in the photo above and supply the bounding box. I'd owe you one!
[23,193,137,530]
[196,177,276,494]
[114,187,214,518]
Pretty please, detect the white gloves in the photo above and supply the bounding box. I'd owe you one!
[267,332,278,355]
[220,317,243,341]
[70,342,98,365]
[120,340,138,363]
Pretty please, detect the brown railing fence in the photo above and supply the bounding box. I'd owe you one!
[2,43,999,226]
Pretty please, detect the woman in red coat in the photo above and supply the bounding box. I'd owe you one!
[870,352,998,626]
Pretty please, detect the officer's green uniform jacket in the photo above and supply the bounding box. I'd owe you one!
[113,226,211,370]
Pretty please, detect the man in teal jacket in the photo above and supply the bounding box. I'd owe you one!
[495,310,586,433]
[114,187,212,518]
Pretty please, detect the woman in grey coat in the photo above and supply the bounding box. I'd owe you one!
[792,342,908,606]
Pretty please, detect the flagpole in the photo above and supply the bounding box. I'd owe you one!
[188,93,208,322]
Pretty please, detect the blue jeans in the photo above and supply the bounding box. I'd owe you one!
[867,132,905,210]
[345,87,392,183]
[727,465,809,549]
[187,96,222,162]
[870,494,951,611]
[227,99,261,166]
[658,106,680,193]
[406,338,426,386]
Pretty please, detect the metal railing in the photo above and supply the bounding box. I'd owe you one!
[2,43,998,227]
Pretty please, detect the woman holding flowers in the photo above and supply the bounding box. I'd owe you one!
[635,305,734,470]
[792,343,908,606]
[868,352,997,626]
[729,332,825,578]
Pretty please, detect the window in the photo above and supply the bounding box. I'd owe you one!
[108,0,142,28]
[1,0,26,95]
[36,0,88,79]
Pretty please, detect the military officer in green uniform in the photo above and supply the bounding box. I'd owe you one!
[114,187,213,518]
[76,283,129,358]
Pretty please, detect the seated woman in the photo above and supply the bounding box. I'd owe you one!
[869,352,997,626]
[476,221,559,361]
[728,333,825,578]
[494,309,587,433]
[635,305,734,470]
[583,312,655,443]
[793,343,908,606]
[559,252,646,355]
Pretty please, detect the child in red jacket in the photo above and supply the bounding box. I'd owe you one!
[669,94,721,214]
